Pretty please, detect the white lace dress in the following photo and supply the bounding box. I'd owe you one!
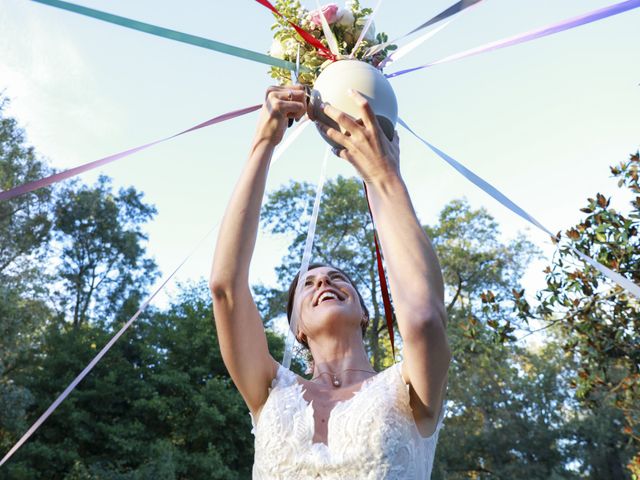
[250,361,446,479]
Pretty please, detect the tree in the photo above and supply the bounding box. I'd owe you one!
[426,199,539,348]
[2,283,282,479]
[52,176,158,328]
[434,339,578,479]
[529,152,640,478]
[0,94,55,456]
[0,95,53,278]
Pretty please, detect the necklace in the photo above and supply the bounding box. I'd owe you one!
[311,368,377,388]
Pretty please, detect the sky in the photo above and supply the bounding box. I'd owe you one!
[1,0,639,343]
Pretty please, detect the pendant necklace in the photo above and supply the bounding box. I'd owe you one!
[311,368,377,388]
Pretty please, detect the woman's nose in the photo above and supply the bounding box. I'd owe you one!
[314,275,332,288]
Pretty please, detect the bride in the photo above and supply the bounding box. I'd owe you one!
[209,85,451,479]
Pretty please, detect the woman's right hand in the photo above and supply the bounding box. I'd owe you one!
[254,85,308,147]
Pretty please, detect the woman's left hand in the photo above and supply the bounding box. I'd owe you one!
[317,90,400,186]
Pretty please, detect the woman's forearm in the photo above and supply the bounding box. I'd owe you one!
[365,174,446,327]
[210,86,307,291]
[210,138,274,290]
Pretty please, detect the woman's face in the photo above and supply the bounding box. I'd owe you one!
[294,266,363,343]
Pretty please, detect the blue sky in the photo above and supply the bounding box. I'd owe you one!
[1,0,639,327]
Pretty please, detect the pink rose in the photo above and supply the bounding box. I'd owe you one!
[310,3,339,26]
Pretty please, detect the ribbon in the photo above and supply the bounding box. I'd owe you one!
[284,148,330,369]
[272,118,311,166]
[31,0,303,72]
[350,0,384,58]
[0,104,262,202]
[387,0,640,78]
[363,183,396,360]
[315,0,341,57]
[398,118,640,300]
[378,20,452,69]
[255,0,336,61]
[365,0,483,58]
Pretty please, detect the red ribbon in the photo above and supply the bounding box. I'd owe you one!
[363,182,396,359]
[0,104,262,202]
[255,0,336,61]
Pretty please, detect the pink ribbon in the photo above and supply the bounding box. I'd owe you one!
[0,104,262,202]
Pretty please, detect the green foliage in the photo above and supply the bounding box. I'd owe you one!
[537,152,640,476]
[52,176,158,328]
[434,341,578,479]
[0,95,53,279]
[2,284,266,479]
[0,94,55,458]
[426,198,540,349]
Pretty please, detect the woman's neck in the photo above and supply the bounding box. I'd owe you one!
[308,339,375,388]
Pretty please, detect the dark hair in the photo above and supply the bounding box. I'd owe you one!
[286,263,369,348]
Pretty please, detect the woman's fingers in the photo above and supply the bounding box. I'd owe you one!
[317,122,352,150]
[322,103,361,136]
[348,89,379,135]
[266,90,307,120]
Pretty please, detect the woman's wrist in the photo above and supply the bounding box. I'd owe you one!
[363,169,405,195]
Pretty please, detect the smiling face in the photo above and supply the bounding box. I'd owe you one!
[287,264,369,348]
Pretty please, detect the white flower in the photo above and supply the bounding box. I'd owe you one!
[336,8,354,27]
[345,0,357,10]
[269,39,285,59]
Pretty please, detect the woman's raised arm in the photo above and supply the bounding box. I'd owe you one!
[318,92,451,435]
[209,86,307,415]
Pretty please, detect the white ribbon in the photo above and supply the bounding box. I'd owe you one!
[378,20,452,69]
[315,0,340,57]
[272,117,311,166]
[350,0,384,58]
[398,117,640,300]
[283,147,330,369]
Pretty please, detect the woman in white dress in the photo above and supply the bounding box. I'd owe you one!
[209,85,451,479]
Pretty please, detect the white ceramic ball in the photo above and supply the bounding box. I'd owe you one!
[310,60,398,149]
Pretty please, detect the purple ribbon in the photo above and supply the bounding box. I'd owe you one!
[387,0,640,78]
[0,104,262,202]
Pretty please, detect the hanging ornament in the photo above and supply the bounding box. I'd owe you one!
[310,60,398,148]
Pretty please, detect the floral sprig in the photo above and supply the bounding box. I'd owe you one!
[268,0,397,86]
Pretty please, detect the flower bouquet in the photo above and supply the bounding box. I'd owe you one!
[266,1,399,145]
[268,0,397,86]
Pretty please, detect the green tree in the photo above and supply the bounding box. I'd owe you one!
[422,200,575,478]
[3,283,281,479]
[0,95,54,456]
[52,176,158,328]
[0,95,52,277]
[530,152,640,478]
[434,339,578,480]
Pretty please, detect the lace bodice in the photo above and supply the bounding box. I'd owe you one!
[250,361,446,479]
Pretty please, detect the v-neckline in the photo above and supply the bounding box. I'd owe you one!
[292,368,389,448]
